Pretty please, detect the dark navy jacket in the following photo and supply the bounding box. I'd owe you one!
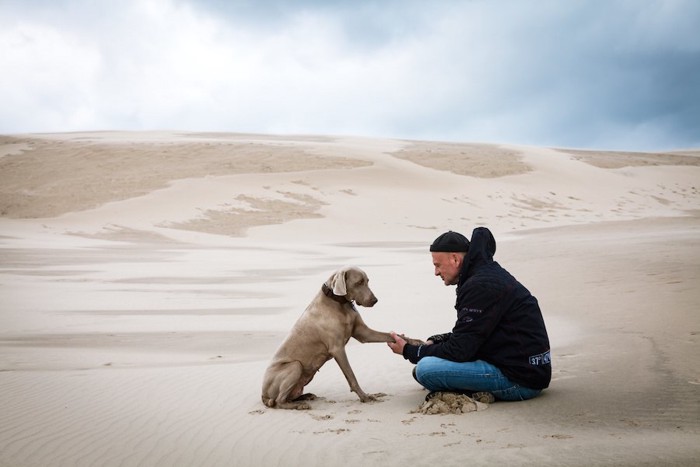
[403,227,552,390]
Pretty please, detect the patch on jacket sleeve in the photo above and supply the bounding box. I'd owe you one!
[529,350,551,366]
[457,307,483,323]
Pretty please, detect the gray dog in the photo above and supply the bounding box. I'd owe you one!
[261,266,420,409]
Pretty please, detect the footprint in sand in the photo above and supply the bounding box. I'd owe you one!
[309,413,333,421]
[313,428,349,435]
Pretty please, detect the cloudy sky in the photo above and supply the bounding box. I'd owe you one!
[1,0,698,150]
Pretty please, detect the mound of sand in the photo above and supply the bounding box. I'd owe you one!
[411,392,490,415]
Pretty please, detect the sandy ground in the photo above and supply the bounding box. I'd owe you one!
[1,132,699,466]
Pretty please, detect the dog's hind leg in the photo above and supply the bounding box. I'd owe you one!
[273,361,313,410]
[293,393,317,401]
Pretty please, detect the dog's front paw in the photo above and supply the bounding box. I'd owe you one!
[359,392,387,403]
[400,335,425,346]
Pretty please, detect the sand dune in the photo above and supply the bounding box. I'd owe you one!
[1,132,699,466]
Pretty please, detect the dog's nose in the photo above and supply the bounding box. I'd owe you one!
[368,296,378,306]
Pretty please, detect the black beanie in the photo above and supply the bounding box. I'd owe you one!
[430,231,470,252]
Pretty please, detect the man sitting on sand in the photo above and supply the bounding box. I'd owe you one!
[388,227,551,401]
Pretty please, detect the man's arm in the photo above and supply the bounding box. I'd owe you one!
[402,281,507,364]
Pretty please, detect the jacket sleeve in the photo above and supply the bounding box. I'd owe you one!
[427,332,452,343]
[403,277,509,364]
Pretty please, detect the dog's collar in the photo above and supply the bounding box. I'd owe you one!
[321,283,350,305]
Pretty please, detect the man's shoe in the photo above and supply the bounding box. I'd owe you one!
[470,391,496,404]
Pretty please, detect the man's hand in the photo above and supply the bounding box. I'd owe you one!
[387,332,407,355]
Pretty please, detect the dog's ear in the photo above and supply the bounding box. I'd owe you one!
[327,269,348,296]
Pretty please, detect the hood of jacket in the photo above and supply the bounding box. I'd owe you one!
[458,227,497,285]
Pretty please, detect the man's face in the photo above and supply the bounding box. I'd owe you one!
[431,252,464,286]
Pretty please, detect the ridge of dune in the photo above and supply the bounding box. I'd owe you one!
[0,133,370,219]
[2,131,698,242]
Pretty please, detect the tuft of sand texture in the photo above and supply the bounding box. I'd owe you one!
[1,132,699,466]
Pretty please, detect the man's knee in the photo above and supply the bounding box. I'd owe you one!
[413,357,443,388]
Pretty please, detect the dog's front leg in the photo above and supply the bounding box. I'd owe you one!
[331,347,375,402]
[353,318,425,346]
[352,315,393,343]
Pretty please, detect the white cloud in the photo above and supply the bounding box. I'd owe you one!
[1,0,698,150]
[0,20,101,129]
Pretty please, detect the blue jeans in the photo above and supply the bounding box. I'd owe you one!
[414,357,542,401]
